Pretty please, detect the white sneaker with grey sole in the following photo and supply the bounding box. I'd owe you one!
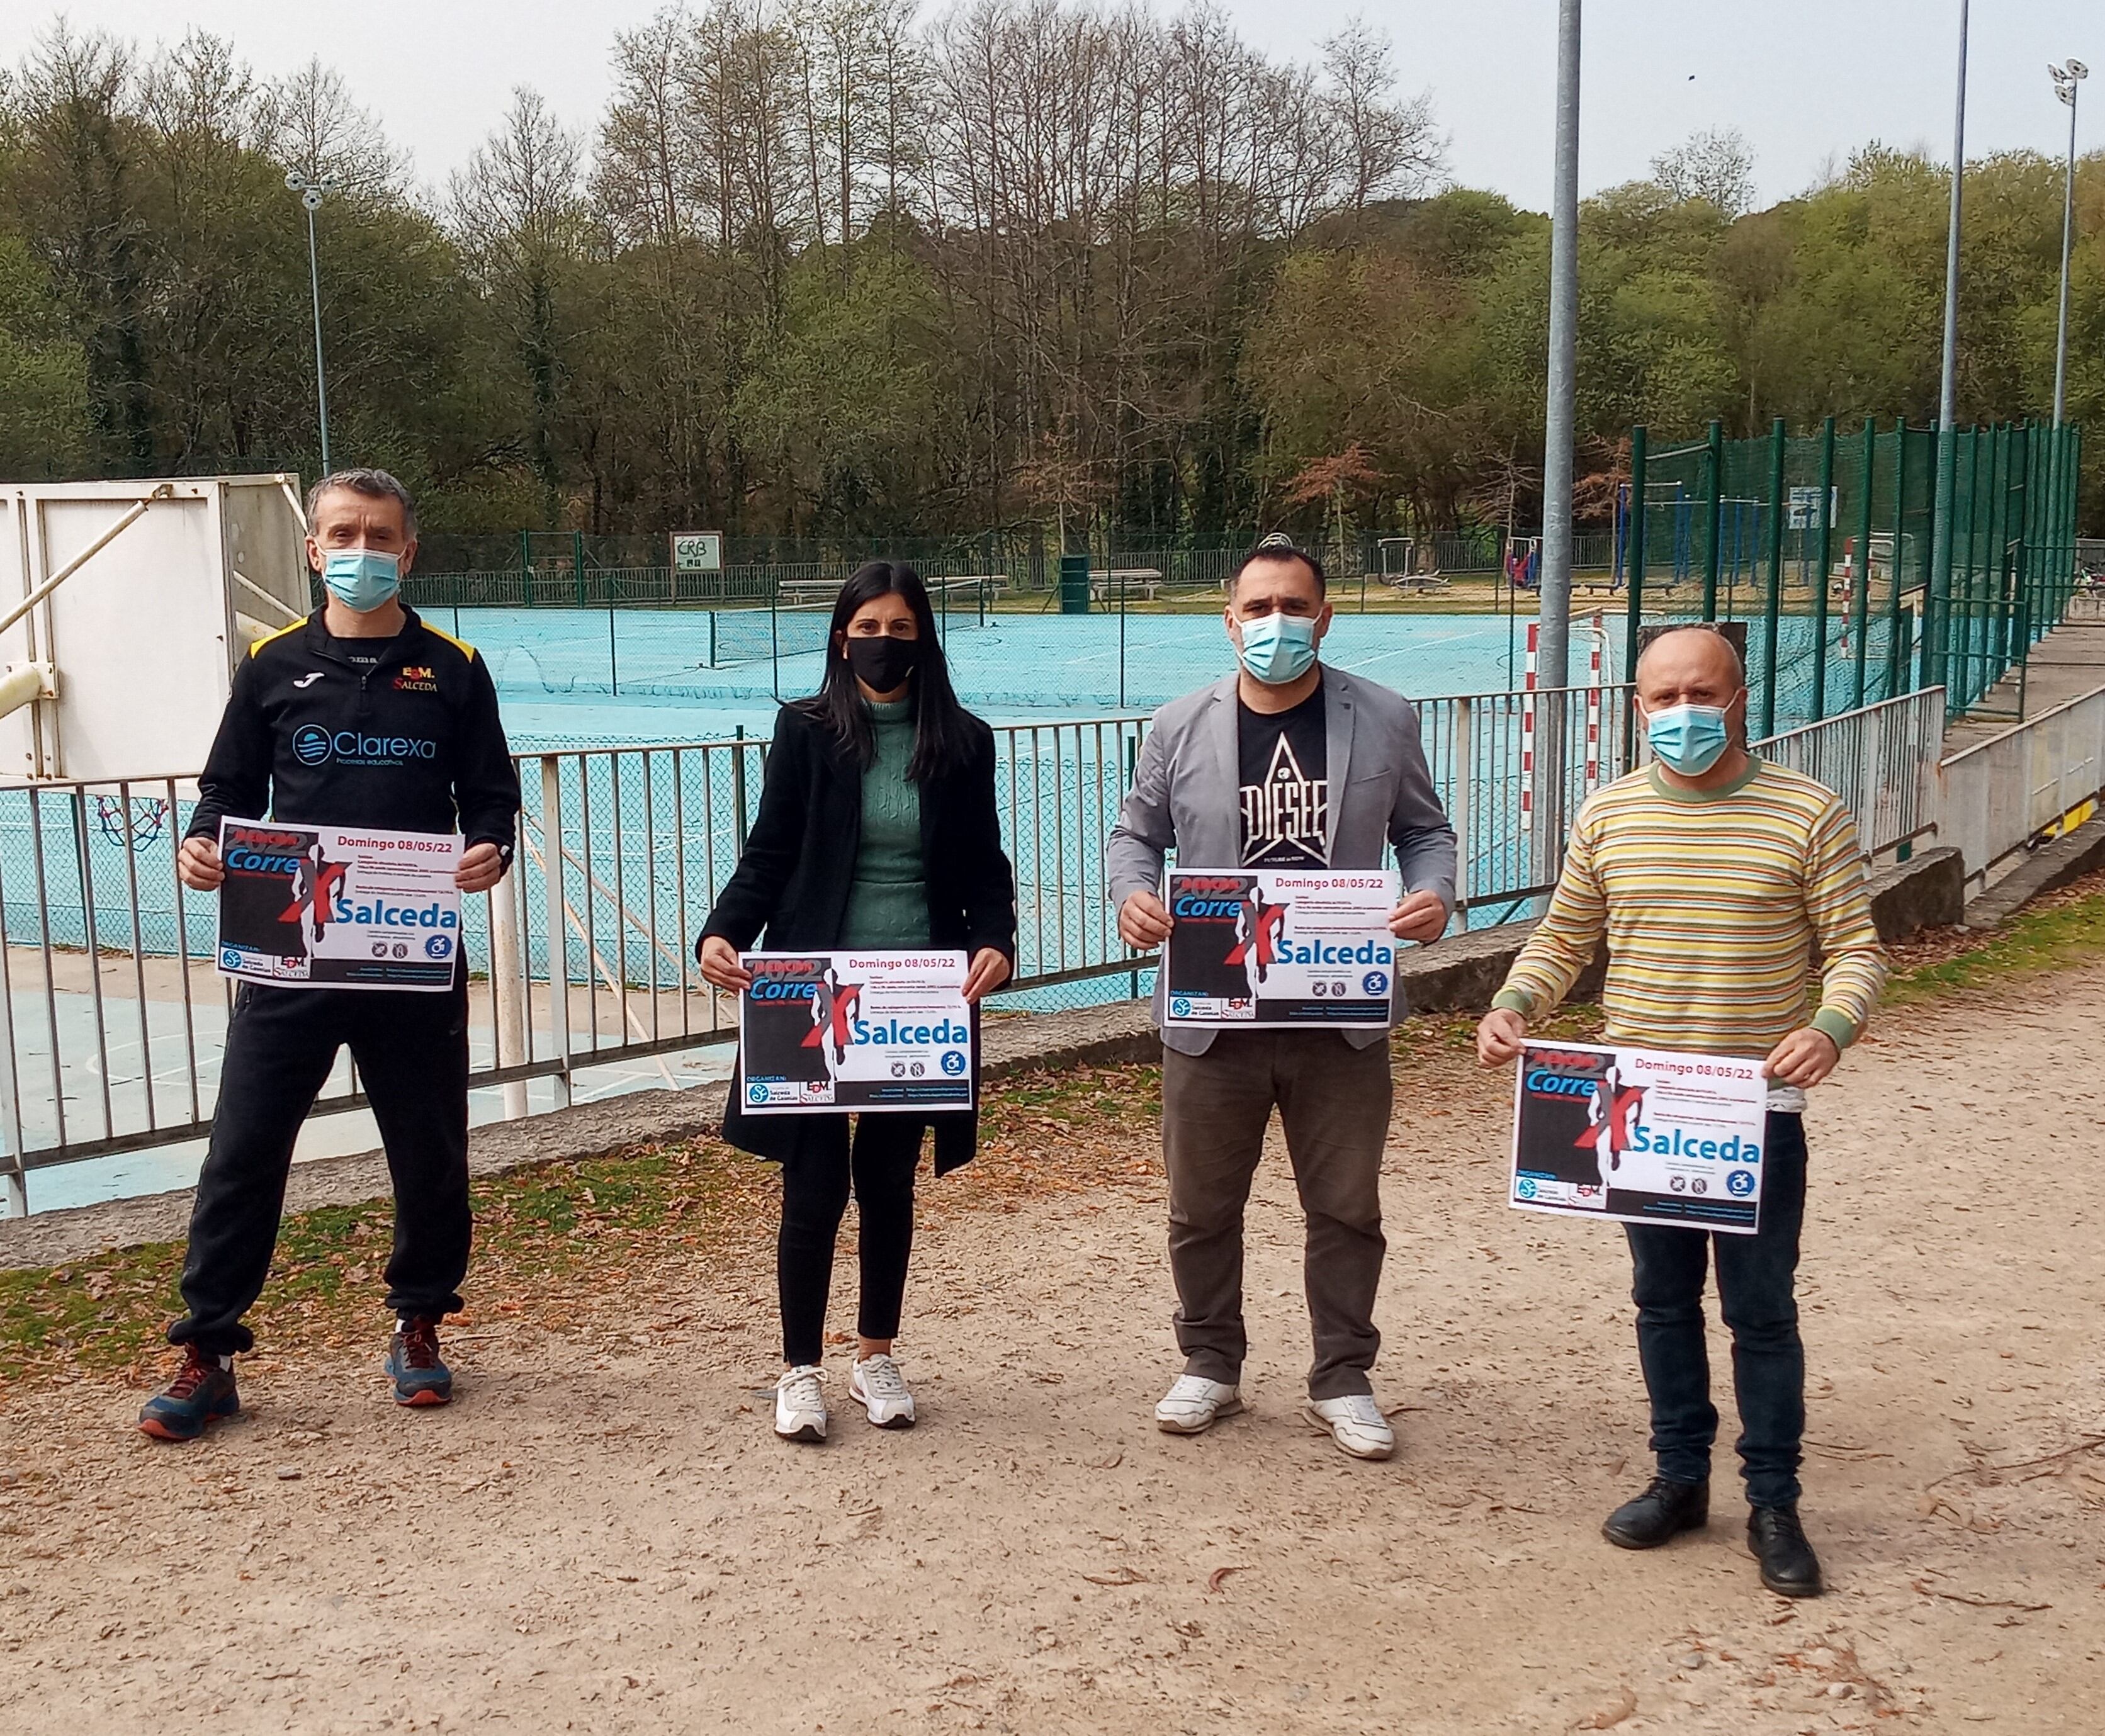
[775,1364,828,1443]
[849,1353,917,1428]
[1304,1392,1394,1460]
[1154,1374,1244,1434]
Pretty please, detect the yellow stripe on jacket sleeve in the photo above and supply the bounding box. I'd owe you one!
[1495,802,1606,1018]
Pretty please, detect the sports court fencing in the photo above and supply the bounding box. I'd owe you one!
[1623,417,2085,735]
[0,685,1954,1211]
[427,604,1591,718]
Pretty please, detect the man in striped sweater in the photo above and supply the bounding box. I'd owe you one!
[1477,626,1887,1598]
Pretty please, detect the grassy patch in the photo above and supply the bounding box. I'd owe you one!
[0,1062,1162,1392]
[1883,875,2105,1005]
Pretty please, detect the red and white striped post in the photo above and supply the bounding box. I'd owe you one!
[1584,611,1603,787]
[1520,620,1538,827]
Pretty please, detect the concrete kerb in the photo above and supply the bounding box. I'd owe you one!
[0,844,2008,1273]
[1959,815,2105,931]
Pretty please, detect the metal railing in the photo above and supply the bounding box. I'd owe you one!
[1752,687,1948,861]
[1941,684,2105,896]
[0,684,1951,1209]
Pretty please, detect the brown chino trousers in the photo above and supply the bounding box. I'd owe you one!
[1161,1029,1393,1400]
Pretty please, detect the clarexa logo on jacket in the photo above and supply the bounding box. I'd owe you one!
[292,724,439,768]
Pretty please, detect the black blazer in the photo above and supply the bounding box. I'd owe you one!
[699,701,1018,1171]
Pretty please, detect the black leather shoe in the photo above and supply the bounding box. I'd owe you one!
[1747,1504,1824,1597]
[1602,1475,1709,1549]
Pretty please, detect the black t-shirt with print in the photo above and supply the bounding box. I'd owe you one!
[1238,677,1328,867]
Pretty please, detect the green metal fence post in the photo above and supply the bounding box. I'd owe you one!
[573,530,587,608]
[1702,418,1724,622]
[519,529,533,607]
[2007,420,2029,677]
[1759,417,1786,736]
[1624,426,1647,747]
[1851,417,1875,707]
[1812,415,1836,721]
[1887,419,1910,698]
[1927,424,1960,701]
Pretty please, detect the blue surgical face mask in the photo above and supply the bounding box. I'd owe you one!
[1645,701,1734,775]
[1234,612,1319,685]
[321,547,402,612]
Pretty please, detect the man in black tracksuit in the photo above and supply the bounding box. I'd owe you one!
[140,467,520,1440]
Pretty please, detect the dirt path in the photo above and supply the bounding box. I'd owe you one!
[3,966,2102,1733]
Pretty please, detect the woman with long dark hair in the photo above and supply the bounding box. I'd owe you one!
[697,563,1016,1443]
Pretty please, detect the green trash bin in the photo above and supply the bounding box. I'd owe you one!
[1059,551,1092,614]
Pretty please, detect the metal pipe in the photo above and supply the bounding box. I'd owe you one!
[305,201,332,473]
[1537,0,1583,692]
[490,842,529,1120]
[1931,0,1969,651]
[0,485,174,640]
[2052,64,2085,426]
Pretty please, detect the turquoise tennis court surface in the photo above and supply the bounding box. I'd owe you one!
[440,607,1577,744]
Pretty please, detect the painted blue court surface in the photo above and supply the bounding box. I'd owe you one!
[440,606,1561,744]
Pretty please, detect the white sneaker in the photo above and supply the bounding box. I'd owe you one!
[1154,1373,1244,1434]
[1304,1392,1395,1460]
[774,1365,828,1443]
[849,1353,917,1429]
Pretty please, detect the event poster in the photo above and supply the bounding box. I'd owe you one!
[739,950,975,1113]
[1508,1040,1769,1234]
[1162,868,1399,1028]
[216,820,463,991]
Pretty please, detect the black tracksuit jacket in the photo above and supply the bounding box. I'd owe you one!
[186,607,521,851]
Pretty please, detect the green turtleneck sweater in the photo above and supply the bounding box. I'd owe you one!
[838,697,931,947]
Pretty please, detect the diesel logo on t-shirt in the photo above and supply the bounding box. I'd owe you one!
[1239,682,1329,867]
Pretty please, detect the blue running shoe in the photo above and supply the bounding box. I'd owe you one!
[138,1347,240,1441]
[384,1316,454,1407]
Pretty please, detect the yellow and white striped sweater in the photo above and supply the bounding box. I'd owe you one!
[1493,760,1887,1056]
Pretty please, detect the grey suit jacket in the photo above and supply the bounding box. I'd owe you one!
[1105,665,1460,1056]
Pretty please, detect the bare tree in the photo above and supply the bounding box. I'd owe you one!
[453,88,590,516]
[1651,126,1757,217]
[258,57,407,196]
[1321,19,1442,215]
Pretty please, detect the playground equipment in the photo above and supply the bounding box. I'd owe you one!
[0,476,310,782]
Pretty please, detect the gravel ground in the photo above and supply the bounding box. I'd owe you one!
[1,963,2100,1733]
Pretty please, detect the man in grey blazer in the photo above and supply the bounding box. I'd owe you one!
[1106,538,1458,1460]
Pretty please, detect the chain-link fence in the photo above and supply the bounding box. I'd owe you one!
[1625,417,2085,733]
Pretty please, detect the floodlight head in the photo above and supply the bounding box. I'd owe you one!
[301,188,324,212]
[2070,60,2089,80]
[285,169,303,191]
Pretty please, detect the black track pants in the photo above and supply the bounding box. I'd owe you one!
[169,980,472,1356]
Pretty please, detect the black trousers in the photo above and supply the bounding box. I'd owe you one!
[1624,1113,1810,1508]
[169,980,472,1356]
[777,1114,927,1366]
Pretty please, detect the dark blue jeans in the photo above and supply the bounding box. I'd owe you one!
[1623,1112,1808,1509]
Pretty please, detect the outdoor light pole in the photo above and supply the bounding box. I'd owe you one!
[1537,0,1582,694]
[1929,0,1970,684]
[2051,60,2089,427]
[286,170,341,475]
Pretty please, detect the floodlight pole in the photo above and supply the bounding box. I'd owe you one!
[2051,62,2087,427]
[1929,0,1968,691]
[288,171,339,475]
[1538,0,1582,694]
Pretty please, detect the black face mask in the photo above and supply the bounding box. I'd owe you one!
[844,634,920,693]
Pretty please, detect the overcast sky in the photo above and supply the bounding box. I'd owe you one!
[22,1,2099,208]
